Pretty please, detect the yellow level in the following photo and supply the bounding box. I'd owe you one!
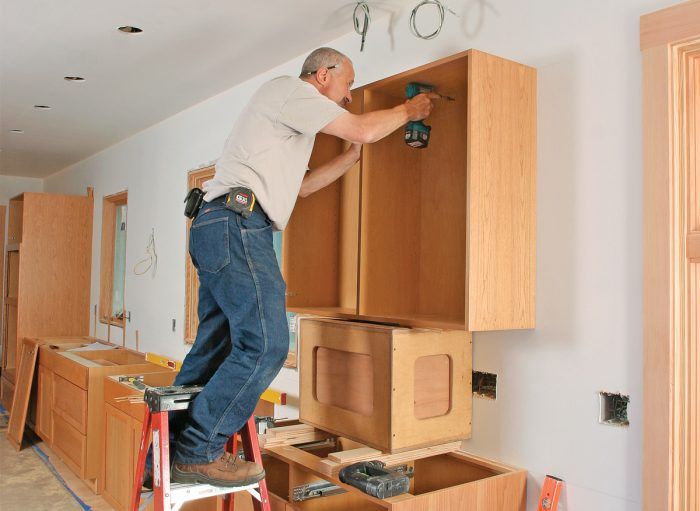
[145,352,182,371]
[145,352,286,405]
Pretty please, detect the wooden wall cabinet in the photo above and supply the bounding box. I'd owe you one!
[299,318,472,453]
[283,50,536,331]
[1,191,93,408]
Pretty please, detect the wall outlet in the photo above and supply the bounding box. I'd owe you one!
[473,371,497,400]
[599,391,629,426]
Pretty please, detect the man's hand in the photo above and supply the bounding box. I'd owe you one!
[404,92,440,121]
[321,93,439,144]
[348,143,362,160]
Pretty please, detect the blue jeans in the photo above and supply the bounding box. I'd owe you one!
[169,200,288,464]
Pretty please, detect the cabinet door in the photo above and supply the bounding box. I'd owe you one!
[36,366,53,444]
[103,404,135,511]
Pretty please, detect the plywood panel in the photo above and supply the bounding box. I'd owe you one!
[467,50,536,331]
[359,89,423,318]
[283,91,362,312]
[315,347,373,416]
[414,354,450,419]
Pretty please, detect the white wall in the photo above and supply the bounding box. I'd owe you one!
[1,175,44,204]
[41,1,677,509]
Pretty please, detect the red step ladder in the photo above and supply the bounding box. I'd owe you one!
[130,385,271,511]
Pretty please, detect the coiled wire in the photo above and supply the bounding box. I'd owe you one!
[353,2,371,51]
[409,0,457,40]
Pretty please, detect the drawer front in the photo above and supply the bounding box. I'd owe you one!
[52,353,88,389]
[1,376,15,413]
[53,374,88,434]
[52,412,86,478]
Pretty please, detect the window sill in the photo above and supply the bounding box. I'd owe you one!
[100,317,125,328]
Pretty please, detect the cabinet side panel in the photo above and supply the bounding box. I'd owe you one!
[467,51,536,330]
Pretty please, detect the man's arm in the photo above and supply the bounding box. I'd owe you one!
[299,143,361,198]
[321,93,439,144]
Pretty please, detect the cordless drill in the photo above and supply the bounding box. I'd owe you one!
[404,82,434,149]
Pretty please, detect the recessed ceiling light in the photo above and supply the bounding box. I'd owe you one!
[64,76,85,82]
[9,129,24,134]
[34,105,52,110]
[118,26,143,34]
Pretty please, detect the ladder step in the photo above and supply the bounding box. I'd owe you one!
[168,481,262,503]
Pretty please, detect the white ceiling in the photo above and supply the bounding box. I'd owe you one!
[0,1,362,178]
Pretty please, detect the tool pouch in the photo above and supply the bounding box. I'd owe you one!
[184,187,205,218]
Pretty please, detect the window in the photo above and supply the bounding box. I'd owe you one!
[184,168,296,367]
[100,191,128,326]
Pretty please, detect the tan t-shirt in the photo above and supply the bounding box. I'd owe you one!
[203,76,347,231]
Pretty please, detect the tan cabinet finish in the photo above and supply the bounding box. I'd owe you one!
[37,341,169,492]
[299,318,472,453]
[0,191,93,398]
[102,372,226,511]
[283,50,536,331]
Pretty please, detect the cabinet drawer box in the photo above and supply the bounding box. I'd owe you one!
[53,412,86,478]
[299,318,472,453]
[53,374,88,433]
[52,352,89,389]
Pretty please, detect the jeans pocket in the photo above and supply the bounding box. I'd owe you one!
[190,216,230,273]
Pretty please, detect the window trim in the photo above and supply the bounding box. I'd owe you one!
[99,190,128,327]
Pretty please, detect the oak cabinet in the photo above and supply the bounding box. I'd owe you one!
[283,50,536,331]
[1,191,93,400]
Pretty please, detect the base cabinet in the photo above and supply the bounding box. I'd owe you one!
[263,440,526,511]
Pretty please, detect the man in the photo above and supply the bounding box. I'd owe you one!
[165,47,436,487]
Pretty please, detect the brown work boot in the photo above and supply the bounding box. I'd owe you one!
[171,453,265,487]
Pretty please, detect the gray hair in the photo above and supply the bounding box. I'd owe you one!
[300,47,349,76]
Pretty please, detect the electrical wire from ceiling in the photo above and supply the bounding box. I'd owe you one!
[353,2,371,52]
[409,0,458,40]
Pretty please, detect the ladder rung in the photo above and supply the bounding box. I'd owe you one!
[168,481,262,503]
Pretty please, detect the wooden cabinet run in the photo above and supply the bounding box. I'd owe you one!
[1,191,93,410]
[36,340,170,492]
[299,318,472,453]
[283,49,536,331]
